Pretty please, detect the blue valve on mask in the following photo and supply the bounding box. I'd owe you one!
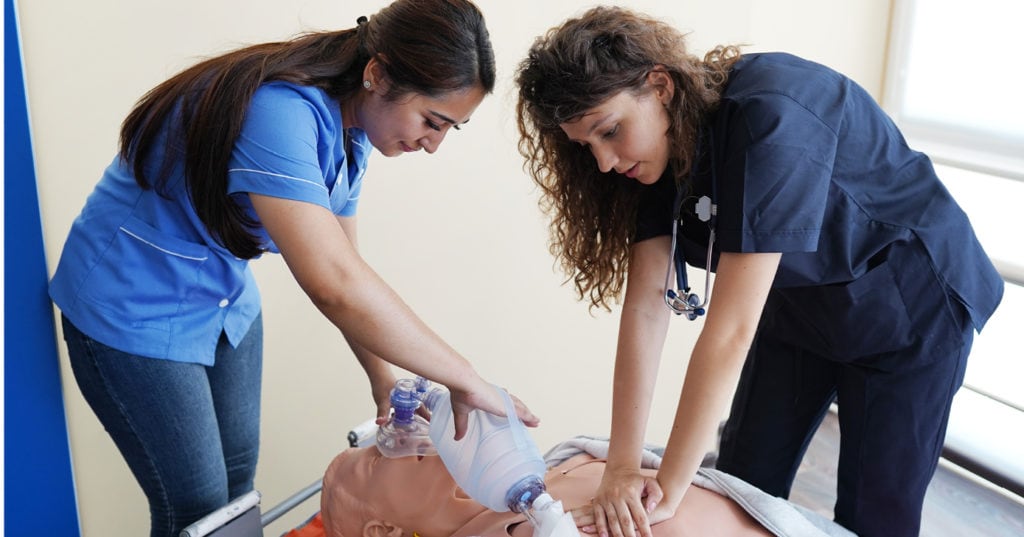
[375,378,438,458]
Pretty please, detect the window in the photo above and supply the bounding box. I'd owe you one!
[884,0,1024,495]
[884,0,1024,180]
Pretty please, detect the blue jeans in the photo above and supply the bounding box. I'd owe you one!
[62,314,263,537]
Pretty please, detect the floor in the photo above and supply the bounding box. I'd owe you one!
[787,411,1024,537]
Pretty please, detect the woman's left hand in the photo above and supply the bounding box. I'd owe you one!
[448,382,539,440]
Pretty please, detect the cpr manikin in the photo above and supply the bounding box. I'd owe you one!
[321,379,852,537]
[320,448,777,537]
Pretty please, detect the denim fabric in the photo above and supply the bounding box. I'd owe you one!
[62,313,263,537]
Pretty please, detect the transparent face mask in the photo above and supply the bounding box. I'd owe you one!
[376,377,438,458]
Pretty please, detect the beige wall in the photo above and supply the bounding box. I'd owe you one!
[19,0,891,534]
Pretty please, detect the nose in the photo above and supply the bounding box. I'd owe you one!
[591,144,618,173]
[419,128,449,154]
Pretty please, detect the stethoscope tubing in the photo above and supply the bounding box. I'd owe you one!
[663,127,717,318]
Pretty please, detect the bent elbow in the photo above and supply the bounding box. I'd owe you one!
[298,266,363,314]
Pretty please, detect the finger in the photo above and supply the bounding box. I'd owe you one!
[627,501,651,537]
[592,503,610,537]
[453,407,468,441]
[509,393,540,427]
[613,503,636,537]
[376,402,392,424]
[643,483,663,514]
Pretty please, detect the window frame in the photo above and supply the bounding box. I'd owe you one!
[882,0,1024,498]
[882,0,1024,182]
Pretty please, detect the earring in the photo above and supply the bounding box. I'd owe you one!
[363,80,371,90]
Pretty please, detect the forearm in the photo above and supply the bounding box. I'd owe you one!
[335,215,395,391]
[344,333,396,405]
[253,194,484,393]
[656,334,750,507]
[607,237,673,469]
[313,262,481,391]
[656,251,780,509]
[608,304,670,468]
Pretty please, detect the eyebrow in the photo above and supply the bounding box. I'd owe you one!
[565,112,609,143]
[585,113,611,136]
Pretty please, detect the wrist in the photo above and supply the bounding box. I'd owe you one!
[655,476,688,509]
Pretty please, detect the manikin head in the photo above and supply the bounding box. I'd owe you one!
[321,446,486,537]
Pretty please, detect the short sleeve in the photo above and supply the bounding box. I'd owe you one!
[714,93,838,253]
[227,84,334,210]
[634,171,677,243]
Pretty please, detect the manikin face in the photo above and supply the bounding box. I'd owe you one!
[321,446,485,537]
[559,71,674,185]
[345,58,486,157]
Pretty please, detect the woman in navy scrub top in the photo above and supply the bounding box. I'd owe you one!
[515,7,1002,537]
[48,1,537,536]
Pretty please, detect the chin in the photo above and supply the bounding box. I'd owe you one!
[375,146,403,158]
[639,163,669,184]
[634,172,663,185]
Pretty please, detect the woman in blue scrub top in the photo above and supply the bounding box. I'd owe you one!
[48,1,537,536]
[515,7,1002,537]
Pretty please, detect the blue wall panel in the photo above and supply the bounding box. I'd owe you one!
[4,0,82,533]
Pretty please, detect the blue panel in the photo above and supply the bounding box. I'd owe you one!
[4,0,82,533]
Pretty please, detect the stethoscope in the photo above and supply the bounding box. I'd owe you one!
[663,130,718,320]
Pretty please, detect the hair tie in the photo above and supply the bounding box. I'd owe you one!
[356,15,368,25]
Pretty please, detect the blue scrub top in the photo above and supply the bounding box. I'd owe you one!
[637,53,1003,336]
[49,82,371,365]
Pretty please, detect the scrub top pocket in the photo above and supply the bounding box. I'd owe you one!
[768,260,916,362]
[78,216,211,330]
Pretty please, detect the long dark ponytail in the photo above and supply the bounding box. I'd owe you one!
[120,0,494,259]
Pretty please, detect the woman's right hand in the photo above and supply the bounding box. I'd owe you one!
[447,380,539,440]
[586,465,663,537]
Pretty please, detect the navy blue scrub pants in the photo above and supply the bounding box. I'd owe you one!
[716,243,973,537]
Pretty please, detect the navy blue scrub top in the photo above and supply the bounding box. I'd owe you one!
[636,53,1003,337]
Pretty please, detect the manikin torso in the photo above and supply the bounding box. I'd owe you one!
[451,455,773,537]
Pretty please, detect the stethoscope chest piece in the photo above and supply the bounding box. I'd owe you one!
[665,288,706,320]
[663,188,717,319]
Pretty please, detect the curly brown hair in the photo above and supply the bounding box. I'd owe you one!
[515,6,740,311]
